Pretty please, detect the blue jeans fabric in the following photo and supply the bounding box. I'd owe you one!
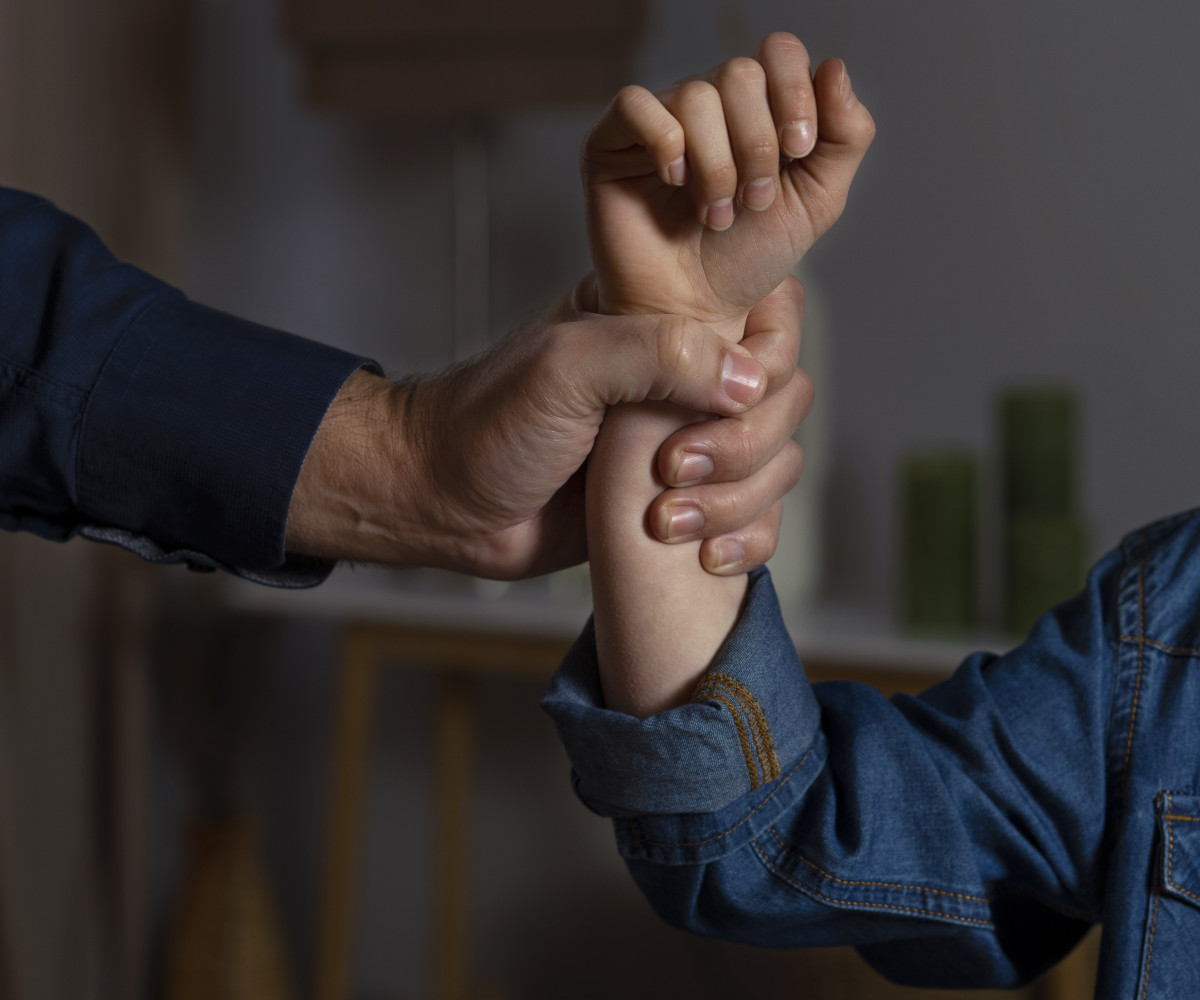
[542,507,1200,996]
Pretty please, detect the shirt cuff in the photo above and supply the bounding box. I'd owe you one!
[75,294,377,577]
[542,568,825,860]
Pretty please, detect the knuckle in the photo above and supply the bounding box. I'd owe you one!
[720,419,762,478]
[861,108,879,146]
[762,31,811,67]
[785,442,806,486]
[705,158,739,192]
[790,367,816,418]
[744,133,780,166]
[718,56,766,89]
[655,314,698,384]
[658,122,685,151]
[613,84,651,117]
[676,78,720,110]
[746,524,781,566]
[788,274,807,312]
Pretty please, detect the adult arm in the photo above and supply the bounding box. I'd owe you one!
[1,187,806,583]
[0,186,368,586]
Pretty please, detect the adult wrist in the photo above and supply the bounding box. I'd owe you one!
[285,369,424,565]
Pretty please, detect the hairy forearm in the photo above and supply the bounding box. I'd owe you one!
[588,401,748,717]
[285,368,427,564]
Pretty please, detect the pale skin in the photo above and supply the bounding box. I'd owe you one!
[584,32,876,717]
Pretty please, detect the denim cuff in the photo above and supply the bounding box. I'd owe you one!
[542,568,822,838]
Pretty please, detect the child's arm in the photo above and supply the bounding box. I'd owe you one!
[582,34,876,717]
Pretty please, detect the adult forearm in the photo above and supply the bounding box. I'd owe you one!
[285,368,426,564]
[588,401,748,717]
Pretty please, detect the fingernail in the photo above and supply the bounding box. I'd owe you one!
[675,451,714,485]
[668,156,687,186]
[665,503,705,540]
[705,198,734,231]
[710,538,746,572]
[840,61,856,108]
[782,120,815,159]
[741,177,775,212]
[722,352,763,405]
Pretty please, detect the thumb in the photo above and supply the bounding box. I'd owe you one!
[574,311,767,414]
[786,58,876,241]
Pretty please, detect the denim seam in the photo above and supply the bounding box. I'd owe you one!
[764,826,989,903]
[1120,531,1150,798]
[630,745,813,849]
[1164,793,1200,905]
[751,840,993,927]
[1117,635,1200,658]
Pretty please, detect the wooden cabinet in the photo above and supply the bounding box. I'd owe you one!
[283,0,647,116]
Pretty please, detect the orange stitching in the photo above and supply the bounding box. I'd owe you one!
[710,674,781,780]
[752,841,993,927]
[766,827,989,903]
[1164,797,1200,905]
[695,674,781,783]
[631,747,813,849]
[1163,814,1200,822]
[1117,634,1200,657]
[1122,536,1149,795]
[699,688,762,790]
[695,677,766,783]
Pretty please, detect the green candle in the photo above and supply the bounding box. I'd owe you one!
[999,387,1077,517]
[1005,514,1088,637]
[900,450,977,633]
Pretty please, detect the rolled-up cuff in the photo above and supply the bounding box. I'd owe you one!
[542,568,823,858]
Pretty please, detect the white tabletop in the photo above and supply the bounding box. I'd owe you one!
[224,564,1010,676]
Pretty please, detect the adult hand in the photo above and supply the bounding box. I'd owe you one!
[583,31,875,339]
[285,275,807,579]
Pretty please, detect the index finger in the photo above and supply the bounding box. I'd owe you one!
[756,31,818,159]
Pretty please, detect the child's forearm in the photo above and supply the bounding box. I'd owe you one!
[588,400,748,718]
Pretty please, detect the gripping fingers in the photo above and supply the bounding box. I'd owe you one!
[664,80,739,231]
[709,57,780,212]
[649,438,804,545]
[585,85,687,187]
[658,367,813,487]
[784,57,876,238]
[757,32,818,159]
[700,502,784,575]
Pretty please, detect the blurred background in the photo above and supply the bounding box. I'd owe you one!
[2,0,1198,997]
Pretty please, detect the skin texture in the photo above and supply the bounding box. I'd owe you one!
[583,33,876,717]
[284,275,807,579]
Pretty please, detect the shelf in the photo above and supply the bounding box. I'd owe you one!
[225,564,1010,680]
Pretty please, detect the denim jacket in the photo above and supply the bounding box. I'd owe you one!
[543,507,1200,996]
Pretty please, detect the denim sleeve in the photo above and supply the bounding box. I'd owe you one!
[0,187,375,587]
[543,555,1120,988]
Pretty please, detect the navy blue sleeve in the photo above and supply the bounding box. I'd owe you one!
[0,187,377,586]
